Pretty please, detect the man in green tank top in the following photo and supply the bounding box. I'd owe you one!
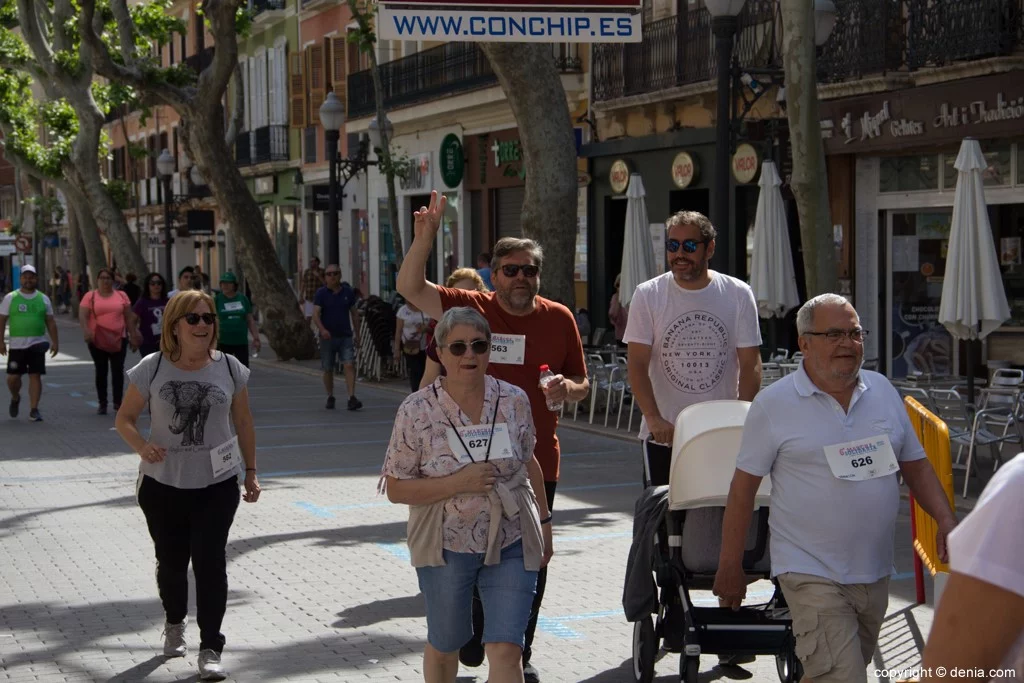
[0,265,59,421]
[214,272,260,368]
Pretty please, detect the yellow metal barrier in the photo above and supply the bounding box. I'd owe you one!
[904,396,955,603]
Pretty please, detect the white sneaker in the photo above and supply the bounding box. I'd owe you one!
[198,649,227,681]
[162,617,187,657]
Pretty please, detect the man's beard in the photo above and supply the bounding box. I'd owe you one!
[497,282,538,311]
[672,256,707,282]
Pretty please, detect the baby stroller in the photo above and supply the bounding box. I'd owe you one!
[624,400,802,683]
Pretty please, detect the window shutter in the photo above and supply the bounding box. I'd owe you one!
[260,50,270,128]
[330,36,348,113]
[307,44,325,126]
[288,51,306,129]
[243,58,252,132]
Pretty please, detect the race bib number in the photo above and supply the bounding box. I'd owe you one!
[223,301,244,312]
[823,434,899,481]
[210,436,244,478]
[446,423,515,463]
[490,334,526,365]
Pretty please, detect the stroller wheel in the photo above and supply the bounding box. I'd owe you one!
[680,654,699,683]
[776,648,803,683]
[631,617,658,683]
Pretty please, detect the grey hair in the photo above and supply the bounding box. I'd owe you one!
[491,237,544,272]
[796,293,857,335]
[666,210,717,241]
[434,307,491,347]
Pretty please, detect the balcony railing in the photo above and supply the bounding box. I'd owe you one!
[251,0,286,14]
[185,46,215,76]
[235,131,252,166]
[905,0,1022,69]
[347,43,583,118]
[818,0,904,82]
[254,125,289,163]
[593,0,780,102]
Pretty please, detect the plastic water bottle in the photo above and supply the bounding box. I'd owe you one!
[250,343,259,360]
[539,364,563,412]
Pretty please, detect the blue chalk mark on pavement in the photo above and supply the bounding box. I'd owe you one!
[377,542,411,562]
[293,501,390,518]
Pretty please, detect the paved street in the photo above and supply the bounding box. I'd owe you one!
[1,319,940,682]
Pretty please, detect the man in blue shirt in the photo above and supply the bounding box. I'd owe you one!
[476,252,493,291]
[313,265,362,410]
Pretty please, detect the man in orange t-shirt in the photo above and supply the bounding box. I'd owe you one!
[398,191,589,683]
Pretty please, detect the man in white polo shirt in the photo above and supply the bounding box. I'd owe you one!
[714,293,957,683]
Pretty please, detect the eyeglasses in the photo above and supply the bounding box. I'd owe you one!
[804,328,869,343]
[441,339,490,356]
[325,271,341,276]
[182,312,217,326]
[148,280,163,286]
[666,238,709,254]
[500,264,539,278]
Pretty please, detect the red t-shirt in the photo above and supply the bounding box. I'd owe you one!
[438,287,588,481]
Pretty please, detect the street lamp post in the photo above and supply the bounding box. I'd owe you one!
[319,92,346,268]
[156,149,176,281]
[706,0,746,277]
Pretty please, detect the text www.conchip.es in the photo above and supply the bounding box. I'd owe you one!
[385,11,637,41]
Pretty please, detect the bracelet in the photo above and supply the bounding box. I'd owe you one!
[540,515,552,525]
[246,468,257,472]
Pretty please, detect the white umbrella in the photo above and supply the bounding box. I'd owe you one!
[619,173,657,307]
[749,161,800,319]
[939,138,1010,346]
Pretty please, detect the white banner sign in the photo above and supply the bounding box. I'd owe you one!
[379,7,641,42]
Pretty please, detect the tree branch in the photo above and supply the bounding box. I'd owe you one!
[51,0,72,55]
[109,0,137,63]
[15,0,55,77]
[224,61,244,146]
[196,0,240,109]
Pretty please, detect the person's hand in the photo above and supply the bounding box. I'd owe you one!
[138,441,167,464]
[252,339,262,352]
[243,471,261,503]
[539,373,569,404]
[454,462,497,495]
[935,515,957,564]
[130,331,143,348]
[647,416,675,445]
[319,328,331,341]
[412,190,447,242]
[541,520,554,568]
[83,330,94,344]
[49,343,59,358]
[0,339,6,356]
[713,563,747,610]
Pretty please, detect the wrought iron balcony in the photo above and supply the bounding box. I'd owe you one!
[905,0,1023,69]
[235,131,252,166]
[592,0,780,102]
[185,47,215,76]
[253,125,289,163]
[817,0,904,82]
[251,0,286,14]
[347,43,583,118]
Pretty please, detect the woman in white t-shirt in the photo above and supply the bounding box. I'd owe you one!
[920,452,1024,681]
[395,300,430,393]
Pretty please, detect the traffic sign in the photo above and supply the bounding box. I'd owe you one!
[14,235,32,253]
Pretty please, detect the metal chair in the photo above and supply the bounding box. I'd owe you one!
[761,362,782,387]
[587,355,616,425]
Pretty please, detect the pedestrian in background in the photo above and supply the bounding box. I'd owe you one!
[419,268,489,390]
[395,298,429,393]
[169,267,195,298]
[312,264,362,411]
[0,264,59,422]
[608,274,628,346]
[214,272,259,368]
[129,273,169,357]
[79,267,131,415]
[122,273,142,306]
[476,252,494,291]
[381,306,552,683]
[299,257,324,320]
[115,289,259,682]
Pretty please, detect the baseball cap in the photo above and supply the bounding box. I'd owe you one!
[21,265,36,275]
[219,272,238,284]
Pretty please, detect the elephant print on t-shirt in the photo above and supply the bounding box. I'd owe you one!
[159,381,228,446]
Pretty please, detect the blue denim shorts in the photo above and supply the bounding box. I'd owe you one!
[415,540,538,653]
[320,335,354,371]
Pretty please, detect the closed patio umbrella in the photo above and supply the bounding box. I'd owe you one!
[938,137,1010,405]
[619,173,657,307]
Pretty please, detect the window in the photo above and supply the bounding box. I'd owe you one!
[879,155,939,192]
[304,126,317,163]
[240,58,250,132]
[942,142,1012,188]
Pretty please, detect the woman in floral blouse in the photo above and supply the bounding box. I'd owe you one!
[381,306,552,683]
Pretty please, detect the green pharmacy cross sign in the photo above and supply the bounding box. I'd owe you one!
[440,134,465,188]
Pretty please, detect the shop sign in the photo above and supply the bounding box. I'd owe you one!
[731,144,759,184]
[439,134,465,188]
[400,153,432,192]
[609,159,630,194]
[578,171,591,187]
[671,152,697,188]
[255,176,275,195]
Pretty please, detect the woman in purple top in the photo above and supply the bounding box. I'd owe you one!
[129,273,169,357]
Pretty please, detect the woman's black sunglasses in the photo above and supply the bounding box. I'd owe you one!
[183,313,217,325]
[666,238,709,254]
[442,339,490,356]
[148,280,163,286]
[500,264,539,278]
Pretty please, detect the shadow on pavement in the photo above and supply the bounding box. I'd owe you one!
[105,655,189,682]
[0,495,136,535]
[577,657,758,683]
[333,593,424,629]
[874,604,927,677]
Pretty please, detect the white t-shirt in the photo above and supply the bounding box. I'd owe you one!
[396,305,429,350]
[737,365,926,584]
[623,271,761,440]
[0,290,55,349]
[947,452,1024,680]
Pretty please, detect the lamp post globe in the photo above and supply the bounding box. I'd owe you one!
[156,149,175,178]
[156,149,175,281]
[814,0,838,46]
[319,91,345,132]
[368,114,394,152]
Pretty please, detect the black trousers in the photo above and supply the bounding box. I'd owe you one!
[403,351,426,393]
[88,340,127,407]
[467,481,557,663]
[218,343,250,368]
[137,475,240,653]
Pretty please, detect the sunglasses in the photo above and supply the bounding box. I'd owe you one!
[148,280,163,286]
[442,339,490,356]
[666,238,709,254]
[182,313,217,325]
[500,264,539,278]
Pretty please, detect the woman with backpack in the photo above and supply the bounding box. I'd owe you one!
[79,267,131,415]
